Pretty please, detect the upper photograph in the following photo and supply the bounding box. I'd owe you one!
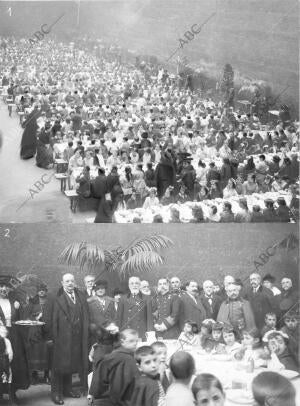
[0,0,299,223]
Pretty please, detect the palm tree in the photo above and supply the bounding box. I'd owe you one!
[58,234,174,279]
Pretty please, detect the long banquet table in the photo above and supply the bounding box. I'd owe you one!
[161,340,300,406]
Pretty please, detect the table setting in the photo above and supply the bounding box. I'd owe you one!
[140,338,299,405]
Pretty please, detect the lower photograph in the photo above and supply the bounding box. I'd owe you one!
[0,223,299,406]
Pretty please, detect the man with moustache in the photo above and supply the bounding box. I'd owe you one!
[44,273,89,405]
[116,276,152,340]
[170,276,183,297]
[151,278,182,339]
[217,282,256,334]
[82,275,95,299]
[180,280,207,330]
[200,280,223,320]
[245,273,278,330]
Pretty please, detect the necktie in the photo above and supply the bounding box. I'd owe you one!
[70,292,75,303]
[206,296,212,306]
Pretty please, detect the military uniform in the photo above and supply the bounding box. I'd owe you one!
[152,292,182,339]
[116,293,152,340]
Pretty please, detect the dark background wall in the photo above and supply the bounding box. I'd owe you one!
[0,0,298,109]
[0,224,298,292]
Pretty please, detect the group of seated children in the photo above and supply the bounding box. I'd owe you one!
[88,326,297,406]
[174,312,299,371]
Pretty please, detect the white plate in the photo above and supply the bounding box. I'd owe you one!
[15,320,45,326]
[226,389,254,405]
[278,369,299,379]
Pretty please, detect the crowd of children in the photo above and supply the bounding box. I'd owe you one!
[86,307,299,406]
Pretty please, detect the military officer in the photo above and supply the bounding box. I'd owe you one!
[151,278,182,339]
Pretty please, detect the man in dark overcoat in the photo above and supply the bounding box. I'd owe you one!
[244,273,278,330]
[43,273,89,405]
[180,280,207,330]
[116,276,152,340]
[200,280,223,320]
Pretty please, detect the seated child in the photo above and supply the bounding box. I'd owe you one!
[166,351,195,406]
[280,312,299,361]
[199,319,215,349]
[151,341,170,391]
[192,373,226,406]
[264,330,298,371]
[130,345,166,406]
[234,328,267,368]
[203,322,225,353]
[222,324,242,358]
[261,312,277,337]
[178,320,201,349]
[0,325,13,398]
[89,328,140,404]
[252,371,296,406]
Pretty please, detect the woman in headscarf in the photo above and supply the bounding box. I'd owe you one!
[35,125,54,169]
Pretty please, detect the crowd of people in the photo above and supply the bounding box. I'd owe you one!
[0,36,299,222]
[0,270,298,405]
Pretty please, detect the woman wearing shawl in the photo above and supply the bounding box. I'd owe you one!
[20,105,40,159]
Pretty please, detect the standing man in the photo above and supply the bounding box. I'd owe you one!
[44,273,89,405]
[217,282,256,333]
[180,280,207,330]
[200,280,223,320]
[245,273,278,330]
[170,276,183,297]
[152,278,182,339]
[83,275,95,299]
[279,277,298,318]
[116,276,152,340]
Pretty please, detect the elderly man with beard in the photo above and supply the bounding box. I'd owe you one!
[43,273,89,405]
[116,277,152,340]
[200,280,223,320]
[180,280,207,330]
[245,273,278,330]
[151,278,182,339]
[217,282,256,335]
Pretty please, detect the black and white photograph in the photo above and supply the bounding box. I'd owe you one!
[0,0,298,223]
[0,223,299,405]
[0,1,299,406]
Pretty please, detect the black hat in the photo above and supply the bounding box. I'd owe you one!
[37,283,48,292]
[262,274,276,283]
[113,288,123,296]
[0,275,20,288]
[94,279,108,289]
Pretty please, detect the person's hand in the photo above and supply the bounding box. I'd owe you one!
[46,340,53,347]
[154,323,161,331]
[87,394,94,405]
[14,301,20,309]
